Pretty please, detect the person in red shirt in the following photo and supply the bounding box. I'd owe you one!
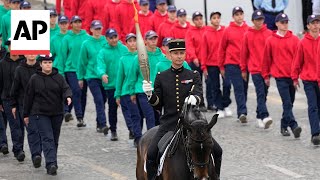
[56,0,72,18]
[150,0,168,33]
[262,13,302,138]
[219,7,249,123]
[71,0,88,25]
[103,0,121,34]
[115,0,140,42]
[84,0,109,34]
[240,10,273,129]
[201,12,232,118]
[157,5,176,47]
[291,15,320,145]
[170,8,190,39]
[130,0,153,37]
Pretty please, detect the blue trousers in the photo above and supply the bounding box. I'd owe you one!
[106,89,118,132]
[65,72,87,119]
[120,95,142,140]
[303,81,320,136]
[275,78,298,130]
[264,12,277,30]
[32,115,63,169]
[3,100,24,156]
[136,93,155,130]
[207,66,232,110]
[87,79,107,128]
[0,111,7,148]
[225,65,247,117]
[252,74,269,119]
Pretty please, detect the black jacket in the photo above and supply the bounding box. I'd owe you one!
[149,66,203,131]
[23,68,72,117]
[0,54,24,104]
[10,60,40,108]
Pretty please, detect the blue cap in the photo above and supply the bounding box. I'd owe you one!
[252,10,265,20]
[58,15,69,23]
[275,13,289,22]
[20,1,31,9]
[145,30,158,39]
[10,0,21,3]
[106,28,118,38]
[192,11,203,20]
[126,33,136,41]
[210,11,221,19]
[307,14,320,24]
[177,9,187,17]
[232,6,243,16]
[71,15,82,23]
[5,37,11,46]
[162,37,174,46]
[38,53,54,61]
[91,20,103,29]
[168,5,177,12]
[49,9,58,16]
[139,0,149,6]
[156,0,166,5]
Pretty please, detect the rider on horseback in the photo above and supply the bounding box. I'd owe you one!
[143,39,223,180]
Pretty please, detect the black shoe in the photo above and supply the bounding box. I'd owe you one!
[281,128,291,136]
[64,113,73,122]
[292,126,302,138]
[0,145,9,155]
[146,160,157,180]
[47,165,57,176]
[111,132,118,141]
[312,135,320,145]
[77,118,86,127]
[199,105,207,112]
[207,105,217,111]
[33,155,42,168]
[129,130,134,140]
[97,126,109,135]
[16,151,25,162]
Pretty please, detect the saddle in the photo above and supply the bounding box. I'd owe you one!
[157,130,181,160]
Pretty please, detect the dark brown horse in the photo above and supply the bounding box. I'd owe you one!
[136,107,219,180]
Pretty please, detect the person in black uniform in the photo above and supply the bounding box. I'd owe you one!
[23,54,72,176]
[144,39,222,180]
[0,38,25,161]
[10,54,42,168]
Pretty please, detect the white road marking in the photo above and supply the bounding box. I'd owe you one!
[265,164,304,178]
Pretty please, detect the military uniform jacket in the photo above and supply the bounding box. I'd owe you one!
[149,66,203,131]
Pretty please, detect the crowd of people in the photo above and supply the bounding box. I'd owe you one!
[0,0,319,177]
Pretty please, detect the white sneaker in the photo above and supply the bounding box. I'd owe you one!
[262,117,273,129]
[256,119,265,129]
[217,110,225,118]
[224,107,233,117]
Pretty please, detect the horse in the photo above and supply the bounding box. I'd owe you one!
[136,106,219,180]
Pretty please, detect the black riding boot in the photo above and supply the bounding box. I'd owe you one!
[214,156,221,179]
[146,160,157,180]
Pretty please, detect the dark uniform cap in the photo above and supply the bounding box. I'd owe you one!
[177,9,187,17]
[145,30,158,39]
[192,11,203,20]
[20,1,31,9]
[58,15,69,23]
[125,33,136,41]
[275,13,289,22]
[139,0,149,6]
[49,9,58,16]
[168,39,185,52]
[156,0,166,5]
[38,53,54,61]
[168,5,177,12]
[106,28,118,38]
[307,14,320,24]
[210,11,221,19]
[232,6,243,16]
[252,10,265,20]
[71,15,82,23]
[91,20,103,29]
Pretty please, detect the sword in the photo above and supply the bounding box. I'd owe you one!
[133,3,150,82]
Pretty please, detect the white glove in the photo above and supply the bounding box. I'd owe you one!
[142,80,153,97]
[185,95,197,105]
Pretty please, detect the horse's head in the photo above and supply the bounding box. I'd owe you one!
[181,107,218,180]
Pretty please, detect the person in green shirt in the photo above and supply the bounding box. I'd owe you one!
[96,28,128,141]
[78,20,109,135]
[114,33,142,146]
[1,0,20,47]
[0,0,10,34]
[60,15,90,128]
[128,30,167,129]
[49,9,60,40]
[156,37,191,73]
